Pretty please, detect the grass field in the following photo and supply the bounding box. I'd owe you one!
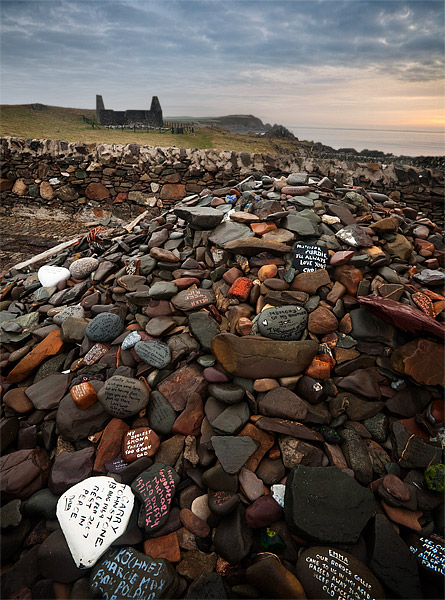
[0,104,307,154]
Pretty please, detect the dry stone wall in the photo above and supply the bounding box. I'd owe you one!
[1,137,443,225]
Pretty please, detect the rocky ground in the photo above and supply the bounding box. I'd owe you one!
[0,171,444,600]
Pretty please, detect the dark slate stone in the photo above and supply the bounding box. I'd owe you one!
[188,311,221,351]
[147,391,177,436]
[37,529,85,583]
[213,505,253,564]
[185,572,228,599]
[131,463,180,533]
[284,465,376,544]
[0,545,40,599]
[174,206,224,230]
[90,546,179,599]
[207,383,245,405]
[208,221,254,248]
[85,312,124,342]
[369,514,422,599]
[211,436,259,474]
[57,392,111,442]
[48,447,95,495]
[390,422,443,468]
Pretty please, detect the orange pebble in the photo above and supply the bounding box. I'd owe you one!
[257,263,278,282]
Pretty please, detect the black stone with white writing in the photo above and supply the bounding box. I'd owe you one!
[131,463,180,533]
[89,546,179,599]
[296,546,385,600]
[408,535,445,581]
[134,340,171,369]
[98,375,150,418]
[255,305,307,341]
[293,243,330,273]
[85,312,125,342]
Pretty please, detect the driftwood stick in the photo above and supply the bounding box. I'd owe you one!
[10,237,83,271]
[124,210,149,232]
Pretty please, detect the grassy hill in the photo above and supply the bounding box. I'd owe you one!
[0,104,307,154]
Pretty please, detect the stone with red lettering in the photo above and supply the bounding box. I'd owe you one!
[122,427,160,462]
[56,477,134,568]
[171,288,216,312]
[131,463,180,533]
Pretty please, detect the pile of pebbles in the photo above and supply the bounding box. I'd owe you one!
[1,171,444,600]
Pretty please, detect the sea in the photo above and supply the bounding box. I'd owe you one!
[287,126,445,157]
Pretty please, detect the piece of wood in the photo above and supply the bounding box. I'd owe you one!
[124,210,149,232]
[11,236,83,271]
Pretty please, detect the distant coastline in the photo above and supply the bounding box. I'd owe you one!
[287,125,445,158]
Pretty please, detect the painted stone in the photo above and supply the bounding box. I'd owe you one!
[85,312,125,343]
[121,330,142,350]
[98,376,150,418]
[131,463,180,532]
[293,243,330,273]
[89,546,179,599]
[134,340,171,369]
[38,265,70,288]
[296,546,385,600]
[271,483,286,508]
[53,304,85,326]
[409,536,444,580]
[171,288,216,312]
[122,427,160,462]
[80,342,109,366]
[254,305,307,341]
[56,476,134,568]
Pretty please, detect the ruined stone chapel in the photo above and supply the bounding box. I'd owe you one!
[95,94,163,127]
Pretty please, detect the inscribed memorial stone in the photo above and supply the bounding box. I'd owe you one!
[131,463,180,533]
[296,546,385,600]
[254,305,307,340]
[122,427,160,462]
[90,546,179,599]
[56,477,134,568]
[134,340,171,369]
[293,243,330,272]
[98,376,150,418]
[85,312,124,343]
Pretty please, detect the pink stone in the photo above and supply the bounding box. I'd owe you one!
[203,367,229,383]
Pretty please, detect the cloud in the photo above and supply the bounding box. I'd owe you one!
[0,0,443,127]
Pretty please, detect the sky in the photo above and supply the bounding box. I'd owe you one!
[1,0,444,131]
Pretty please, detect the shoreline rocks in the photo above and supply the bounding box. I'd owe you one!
[0,168,444,599]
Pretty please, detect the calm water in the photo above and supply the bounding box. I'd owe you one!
[287,126,445,157]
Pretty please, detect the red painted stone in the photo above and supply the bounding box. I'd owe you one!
[227,277,254,302]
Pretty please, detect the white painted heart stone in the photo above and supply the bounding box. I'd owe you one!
[56,476,134,569]
[38,265,71,288]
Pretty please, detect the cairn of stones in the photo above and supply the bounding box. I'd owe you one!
[0,170,444,599]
